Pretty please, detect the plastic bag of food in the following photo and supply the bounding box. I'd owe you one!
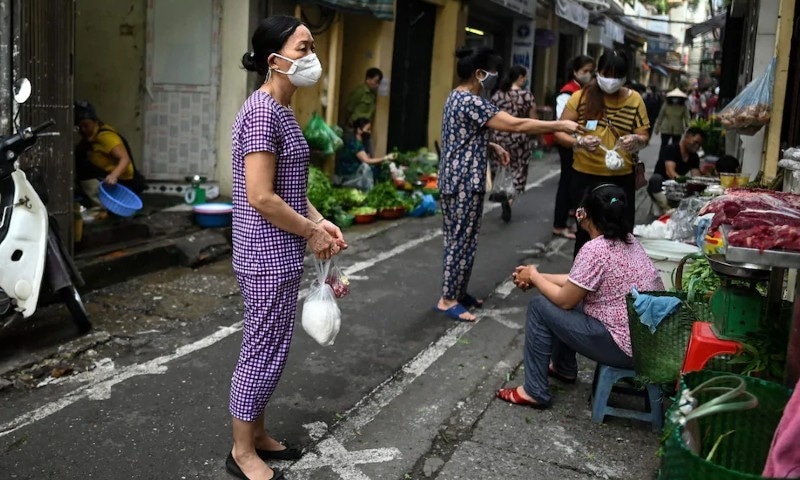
[303,113,333,154]
[301,258,342,346]
[600,142,625,170]
[325,257,350,298]
[488,165,515,202]
[717,58,775,135]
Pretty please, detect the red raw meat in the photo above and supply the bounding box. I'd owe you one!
[702,188,800,232]
[728,224,800,252]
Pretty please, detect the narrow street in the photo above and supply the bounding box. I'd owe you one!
[0,153,662,479]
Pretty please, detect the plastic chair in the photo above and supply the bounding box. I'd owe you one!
[680,322,743,374]
[590,364,664,432]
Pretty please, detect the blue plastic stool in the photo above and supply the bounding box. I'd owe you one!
[590,364,663,432]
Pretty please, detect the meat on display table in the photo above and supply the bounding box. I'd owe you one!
[725,245,800,387]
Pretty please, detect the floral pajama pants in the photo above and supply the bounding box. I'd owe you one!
[229,271,301,422]
[441,192,484,301]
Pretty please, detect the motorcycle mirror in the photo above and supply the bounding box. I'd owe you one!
[13,78,32,104]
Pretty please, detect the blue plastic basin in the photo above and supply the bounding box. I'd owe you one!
[98,183,143,217]
[193,203,232,228]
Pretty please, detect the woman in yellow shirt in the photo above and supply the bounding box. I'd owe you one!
[74,101,146,207]
[554,51,649,256]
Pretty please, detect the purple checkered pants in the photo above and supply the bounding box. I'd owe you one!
[229,272,301,421]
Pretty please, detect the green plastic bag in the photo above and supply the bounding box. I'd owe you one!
[303,113,333,155]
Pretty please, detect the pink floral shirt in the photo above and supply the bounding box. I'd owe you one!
[568,235,664,356]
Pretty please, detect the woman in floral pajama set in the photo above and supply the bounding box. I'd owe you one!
[434,46,581,322]
[227,15,346,480]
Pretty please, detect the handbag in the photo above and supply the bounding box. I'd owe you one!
[604,110,648,190]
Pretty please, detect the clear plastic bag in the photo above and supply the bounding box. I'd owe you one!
[600,141,625,170]
[488,165,515,202]
[301,258,342,346]
[336,163,374,191]
[717,58,775,135]
[325,257,350,298]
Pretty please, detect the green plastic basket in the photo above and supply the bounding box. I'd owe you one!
[659,371,792,479]
[626,292,715,384]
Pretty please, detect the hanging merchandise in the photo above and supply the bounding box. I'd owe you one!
[717,58,775,136]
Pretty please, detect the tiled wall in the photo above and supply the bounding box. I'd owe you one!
[143,89,216,180]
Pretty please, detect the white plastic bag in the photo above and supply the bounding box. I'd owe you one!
[337,162,374,191]
[600,142,625,170]
[488,165,515,202]
[301,258,342,346]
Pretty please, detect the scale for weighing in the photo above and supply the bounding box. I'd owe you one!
[705,254,771,339]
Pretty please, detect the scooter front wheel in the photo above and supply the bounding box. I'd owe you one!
[59,285,91,334]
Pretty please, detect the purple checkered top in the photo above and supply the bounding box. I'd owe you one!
[231,90,310,276]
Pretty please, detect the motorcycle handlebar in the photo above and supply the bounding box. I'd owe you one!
[30,119,56,135]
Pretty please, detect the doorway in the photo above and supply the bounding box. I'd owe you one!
[387,0,436,151]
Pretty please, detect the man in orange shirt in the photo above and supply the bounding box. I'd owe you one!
[74,101,146,207]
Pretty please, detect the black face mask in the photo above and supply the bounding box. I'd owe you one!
[361,132,371,141]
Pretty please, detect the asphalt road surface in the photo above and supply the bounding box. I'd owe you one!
[0,153,661,479]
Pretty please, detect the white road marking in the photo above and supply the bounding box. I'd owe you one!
[483,307,525,329]
[0,167,561,439]
[493,278,518,299]
[289,422,401,480]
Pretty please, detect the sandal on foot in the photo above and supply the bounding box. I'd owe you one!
[501,199,512,223]
[552,229,576,240]
[226,452,285,480]
[256,445,303,461]
[433,303,475,322]
[460,293,484,309]
[548,367,577,384]
[496,387,548,409]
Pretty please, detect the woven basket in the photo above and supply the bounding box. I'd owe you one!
[626,292,715,384]
[659,371,792,479]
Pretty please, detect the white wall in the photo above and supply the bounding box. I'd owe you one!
[214,0,251,196]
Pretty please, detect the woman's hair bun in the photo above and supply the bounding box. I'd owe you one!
[455,46,473,59]
[241,52,259,73]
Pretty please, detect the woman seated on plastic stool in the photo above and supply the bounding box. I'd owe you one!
[497,184,664,409]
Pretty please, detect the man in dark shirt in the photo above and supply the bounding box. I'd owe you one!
[648,127,705,213]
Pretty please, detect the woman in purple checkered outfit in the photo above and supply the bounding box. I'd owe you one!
[226,16,347,480]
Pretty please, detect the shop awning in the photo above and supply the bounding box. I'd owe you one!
[685,12,726,43]
[311,0,393,20]
[648,63,670,77]
[555,0,590,30]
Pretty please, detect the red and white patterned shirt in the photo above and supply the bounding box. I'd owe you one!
[568,235,664,356]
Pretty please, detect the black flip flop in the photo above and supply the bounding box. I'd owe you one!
[460,293,484,309]
[226,452,285,480]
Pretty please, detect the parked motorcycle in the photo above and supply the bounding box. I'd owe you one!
[0,78,91,334]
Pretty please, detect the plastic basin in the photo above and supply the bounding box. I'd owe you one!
[99,183,143,217]
[639,239,700,290]
[193,203,233,228]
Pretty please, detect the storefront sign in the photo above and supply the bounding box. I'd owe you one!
[555,0,589,30]
[511,19,536,71]
[488,0,535,17]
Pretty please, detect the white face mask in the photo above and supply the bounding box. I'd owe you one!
[596,74,626,94]
[575,71,593,85]
[272,53,322,87]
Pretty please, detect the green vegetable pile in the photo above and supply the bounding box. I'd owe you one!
[681,258,720,298]
[333,188,367,210]
[350,207,377,216]
[308,167,340,218]
[365,182,406,210]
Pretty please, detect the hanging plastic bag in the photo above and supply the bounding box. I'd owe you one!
[325,257,350,298]
[488,166,515,202]
[303,113,334,154]
[717,57,775,135]
[301,258,342,346]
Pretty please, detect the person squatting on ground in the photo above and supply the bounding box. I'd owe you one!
[74,100,146,208]
[228,15,347,480]
[554,50,650,258]
[497,184,664,408]
[553,55,595,239]
[647,127,705,215]
[654,88,690,147]
[333,117,397,190]
[490,64,538,222]
[434,45,581,322]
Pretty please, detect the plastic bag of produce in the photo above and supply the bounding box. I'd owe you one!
[325,258,350,298]
[488,166,515,202]
[301,258,342,346]
[303,113,333,154]
[717,58,775,135]
[336,163,374,191]
[600,142,625,170]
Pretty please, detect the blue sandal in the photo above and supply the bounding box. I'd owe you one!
[433,303,475,322]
